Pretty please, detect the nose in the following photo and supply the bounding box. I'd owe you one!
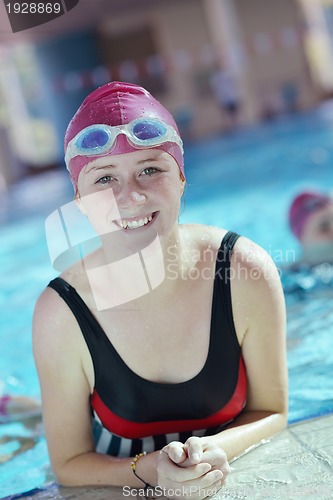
[117,184,147,211]
[130,191,146,204]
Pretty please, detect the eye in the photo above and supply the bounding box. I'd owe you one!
[141,167,160,176]
[318,220,331,234]
[95,175,114,185]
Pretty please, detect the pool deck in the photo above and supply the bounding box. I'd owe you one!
[21,413,333,499]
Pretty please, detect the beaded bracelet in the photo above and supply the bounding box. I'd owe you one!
[131,452,155,499]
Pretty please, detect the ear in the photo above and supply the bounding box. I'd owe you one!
[74,191,87,215]
[180,179,186,196]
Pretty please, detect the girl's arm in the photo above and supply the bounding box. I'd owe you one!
[160,238,288,485]
[33,288,159,487]
[209,238,288,459]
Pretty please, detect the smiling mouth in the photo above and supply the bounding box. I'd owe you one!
[114,212,157,230]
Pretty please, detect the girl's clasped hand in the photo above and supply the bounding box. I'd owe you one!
[157,437,230,499]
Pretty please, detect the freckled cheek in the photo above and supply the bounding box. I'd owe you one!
[80,190,120,234]
[152,177,183,198]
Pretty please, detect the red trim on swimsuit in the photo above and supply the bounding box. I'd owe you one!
[91,357,247,439]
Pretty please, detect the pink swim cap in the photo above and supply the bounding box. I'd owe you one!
[289,191,331,240]
[64,81,184,188]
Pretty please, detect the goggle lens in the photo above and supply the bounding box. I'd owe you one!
[304,199,328,213]
[132,120,167,141]
[79,128,110,150]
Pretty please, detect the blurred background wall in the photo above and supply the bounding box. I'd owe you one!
[1,0,333,187]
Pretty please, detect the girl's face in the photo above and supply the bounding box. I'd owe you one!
[75,148,184,244]
[301,203,333,246]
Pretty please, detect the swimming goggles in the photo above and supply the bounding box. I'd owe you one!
[65,118,184,166]
[303,197,330,213]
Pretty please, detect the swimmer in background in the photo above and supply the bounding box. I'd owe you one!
[289,191,333,265]
[0,390,41,464]
[0,388,41,424]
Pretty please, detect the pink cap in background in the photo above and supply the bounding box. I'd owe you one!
[289,191,331,240]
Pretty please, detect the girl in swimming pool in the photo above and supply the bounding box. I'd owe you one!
[33,82,287,499]
[289,191,333,265]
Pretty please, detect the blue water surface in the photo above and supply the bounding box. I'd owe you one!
[1,106,333,497]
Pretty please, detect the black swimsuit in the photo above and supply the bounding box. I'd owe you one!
[48,231,247,457]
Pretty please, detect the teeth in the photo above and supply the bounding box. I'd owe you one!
[117,213,154,230]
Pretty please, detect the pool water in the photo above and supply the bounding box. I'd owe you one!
[1,106,333,497]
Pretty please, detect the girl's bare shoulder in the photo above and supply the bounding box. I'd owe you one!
[180,223,229,253]
[183,225,272,272]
